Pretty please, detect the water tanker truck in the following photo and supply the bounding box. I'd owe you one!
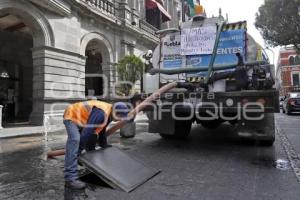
[142,12,279,146]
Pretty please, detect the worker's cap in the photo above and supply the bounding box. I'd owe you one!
[113,102,130,119]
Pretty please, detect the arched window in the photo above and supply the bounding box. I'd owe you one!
[295,55,300,65]
[289,56,295,65]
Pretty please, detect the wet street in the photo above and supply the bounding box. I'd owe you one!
[1,113,300,200]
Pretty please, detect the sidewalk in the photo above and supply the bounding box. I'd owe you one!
[275,113,300,155]
[275,113,300,181]
[0,125,64,139]
[0,113,149,139]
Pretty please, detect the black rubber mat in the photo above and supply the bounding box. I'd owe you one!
[78,147,160,192]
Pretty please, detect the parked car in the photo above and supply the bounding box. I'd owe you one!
[282,93,300,114]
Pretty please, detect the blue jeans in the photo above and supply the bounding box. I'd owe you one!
[63,120,98,181]
[64,120,82,181]
[64,108,107,181]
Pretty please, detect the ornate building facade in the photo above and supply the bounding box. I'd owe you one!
[0,0,181,126]
[276,46,300,96]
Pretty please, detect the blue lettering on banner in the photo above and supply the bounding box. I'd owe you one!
[186,29,246,74]
[164,59,182,68]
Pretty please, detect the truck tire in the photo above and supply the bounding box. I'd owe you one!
[259,138,275,147]
[160,120,192,139]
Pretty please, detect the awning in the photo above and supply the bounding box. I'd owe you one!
[146,0,172,22]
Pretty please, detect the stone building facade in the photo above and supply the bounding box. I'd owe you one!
[0,0,181,126]
[276,46,300,96]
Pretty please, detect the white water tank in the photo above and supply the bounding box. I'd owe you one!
[143,73,159,94]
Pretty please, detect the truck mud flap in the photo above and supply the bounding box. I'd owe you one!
[78,147,160,192]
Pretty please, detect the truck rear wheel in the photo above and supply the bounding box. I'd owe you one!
[160,120,192,139]
[258,139,275,146]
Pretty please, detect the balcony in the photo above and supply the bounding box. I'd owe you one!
[76,0,159,42]
[139,20,158,36]
[78,0,116,16]
[291,86,300,92]
[281,86,300,96]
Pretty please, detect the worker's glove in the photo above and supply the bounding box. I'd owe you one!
[98,131,112,149]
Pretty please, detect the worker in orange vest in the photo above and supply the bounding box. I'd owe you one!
[63,100,131,189]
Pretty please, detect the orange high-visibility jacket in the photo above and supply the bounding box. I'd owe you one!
[63,100,113,134]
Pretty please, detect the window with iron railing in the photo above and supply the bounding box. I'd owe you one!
[292,73,300,86]
[139,19,158,36]
[289,55,300,66]
[145,0,166,29]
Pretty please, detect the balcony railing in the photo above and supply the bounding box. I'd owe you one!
[78,0,159,39]
[80,0,116,16]
[139,20,158,36]
[281,86,300,95]
[291,86,300,92]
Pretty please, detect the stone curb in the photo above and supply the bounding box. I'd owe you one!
[0,119,149,139]
[275,121,300,183]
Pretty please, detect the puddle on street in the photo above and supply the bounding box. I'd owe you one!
[273,159,290,170]
[109,137,144,150]
[0,144,65,199]
[252,158,290,170]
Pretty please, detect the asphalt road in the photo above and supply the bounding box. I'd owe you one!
[1,113,300,200]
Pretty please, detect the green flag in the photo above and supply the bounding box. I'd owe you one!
[187,0,195,16]
[187,0,195,8]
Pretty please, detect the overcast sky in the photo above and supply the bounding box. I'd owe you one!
[200,0,280,65]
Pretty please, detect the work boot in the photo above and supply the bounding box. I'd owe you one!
[100,144,112,148]
[65,179,86,190]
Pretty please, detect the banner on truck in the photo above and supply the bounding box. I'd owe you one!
[186,29,246,71]
[181,26,217,55]
[160,28,246,70]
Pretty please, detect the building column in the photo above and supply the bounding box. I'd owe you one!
[139,0,145,19]
[0,105,3,129]
[119,0,131,24]
[30,46,86,125]
[120,0,128,4]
